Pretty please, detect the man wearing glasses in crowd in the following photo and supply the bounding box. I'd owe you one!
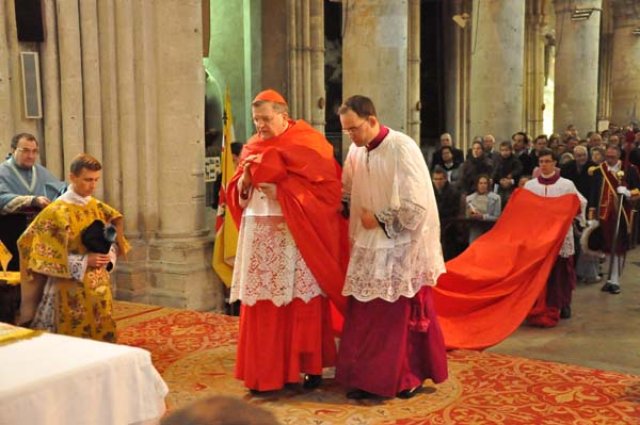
[0,133,63,322]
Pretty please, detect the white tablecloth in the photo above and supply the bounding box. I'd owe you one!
[0,332,168,425]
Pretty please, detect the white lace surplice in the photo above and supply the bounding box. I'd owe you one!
[524,177,587,257]
[229,191,323,306]
[342,129,446,302]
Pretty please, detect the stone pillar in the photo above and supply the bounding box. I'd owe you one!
[1,0,222,311]
[133,0,160,240]
[342,0,409,133]
[470,0,526,143]
[79,0,104,198]
[41,0,64,178]
[261,0,288,99]
[281,0,325,129]
[0,0,40,154]
[406,0,420,143]
[98,0,122,210]
[0,0,16,154]
[115,0,139,236]
[524,0,547,138]
[443,0,472,152]
[209,0,262,142]
[553,0,602,135]
[596,0,614,127]
[57,0,86,171]
[150,0,220,310]
[309,0,325,131]
[610,1,640,128]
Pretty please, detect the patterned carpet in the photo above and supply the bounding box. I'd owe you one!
[114,301,640,424]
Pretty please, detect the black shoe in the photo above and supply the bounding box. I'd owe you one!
[396,384,423,399]
[249,389,272,396]
[560,306,571,319]
[346,389,375,400]
[601,282,612,292]
[302,374,322,390]
[608,284,621,294]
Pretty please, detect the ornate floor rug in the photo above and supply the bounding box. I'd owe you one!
[114,302,640,424]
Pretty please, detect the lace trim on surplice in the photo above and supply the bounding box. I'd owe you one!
[342,240,438,302]
[230,215,323,306]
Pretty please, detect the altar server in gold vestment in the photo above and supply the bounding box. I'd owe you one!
[18,153,130,342]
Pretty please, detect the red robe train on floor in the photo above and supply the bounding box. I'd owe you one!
[433,188,580,350]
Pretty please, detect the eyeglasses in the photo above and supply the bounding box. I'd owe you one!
[253,113,283,126]
[16,147,39,155]
[342,120,368,134]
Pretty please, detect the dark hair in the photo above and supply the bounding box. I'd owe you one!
[11,133,38,150]
[537,148,555,161]
[338,95,377,118]
[499,141,512,150]
[475,173,491,187]
[511,131,529,144]
[160,396,280,425]
[70,153,102,176]
[534,134,548,143]
[432,165,447,175]
[471,140,483,149]
[440,145,453,154]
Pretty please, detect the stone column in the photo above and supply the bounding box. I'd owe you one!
[553,0,602,135]
[209,0,262,142]
[524,0,547,138]
[443,0,472,152]
[406,0,420,143]
[342,0,409,133]
[41,0,63,177]
[610,1,640,128]
[115,0,139,236]
[1,0,39,152]
[309,0,325,131]
[0,0,16,154]
[596,0,614,127]
[98,0,122,210]
[469,0,526,143]
[151,0,220,310]
[57,0,86,171]
[134,0,160,239]
[79,0,104,197]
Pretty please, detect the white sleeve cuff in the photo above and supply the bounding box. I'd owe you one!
[68,254,88,281]
[107,245,118,272]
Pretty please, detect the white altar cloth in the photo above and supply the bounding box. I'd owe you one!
[0,331,168,425]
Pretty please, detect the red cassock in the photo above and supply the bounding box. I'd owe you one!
[433,189,580,350]
[227,120,348,390]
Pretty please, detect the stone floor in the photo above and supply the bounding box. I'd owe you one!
[489,247,640,376]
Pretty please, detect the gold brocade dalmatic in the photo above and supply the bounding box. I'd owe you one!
[18,199,130,342]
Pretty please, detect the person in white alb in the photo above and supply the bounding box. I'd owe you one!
[524,148,586,325]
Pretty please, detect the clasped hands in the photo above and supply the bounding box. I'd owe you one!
[360,208,379,229]
[240,154,277,200]
[32,196,51,209]
[87,253,111,268]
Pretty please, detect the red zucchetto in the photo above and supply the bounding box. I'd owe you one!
[253,89,287,105]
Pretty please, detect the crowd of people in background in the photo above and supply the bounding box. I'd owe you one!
[431,124,640,280]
